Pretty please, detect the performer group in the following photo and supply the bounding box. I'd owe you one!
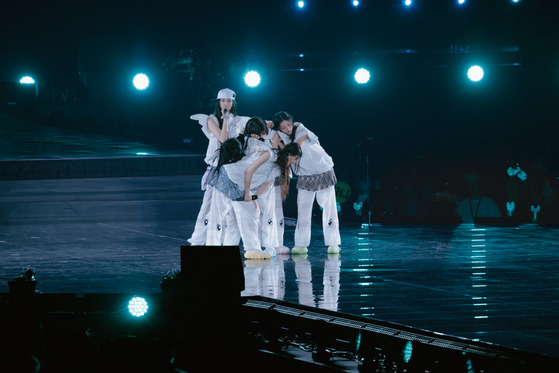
[188,88,341,259]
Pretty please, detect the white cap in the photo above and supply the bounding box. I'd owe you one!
[212,88,236,101]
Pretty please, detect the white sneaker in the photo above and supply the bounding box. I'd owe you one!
[291,246,308,255]
[263,247,277,258]
[245,249,272,260]
[275,245,290,255]
[327,245,341,254]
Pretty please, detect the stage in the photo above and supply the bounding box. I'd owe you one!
[1,113,559,370]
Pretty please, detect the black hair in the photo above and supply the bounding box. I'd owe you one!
[272,111,297,143]
[212,100,238,130]
[216,138,244,173]
[275,142,302,200]
[238,116,268,152]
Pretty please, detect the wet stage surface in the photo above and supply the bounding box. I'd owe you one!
[1,114,558,361]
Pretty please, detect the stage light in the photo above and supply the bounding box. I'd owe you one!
[128,296,149,317]
[403,0,413,7]
[19,76,35,84]
[457,0,466,5]
[352,0,359,6]
[244,70,261,87]
[467,65,484,82]
[354,68,371,84]
[297,1,305,8]
[132,73,150,90]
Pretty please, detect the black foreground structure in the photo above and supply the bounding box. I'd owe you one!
[1,245,557,373]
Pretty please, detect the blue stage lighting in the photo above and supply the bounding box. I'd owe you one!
[19,76,35,84]
[467,65,484,82]
[404,0,413,7]
[297,1,305,9]
[132,73,150,90]
[128,296,149,317]
[457,0,466,5]
[354,68,371,84]
[244,70,261,87]
[352,0,360,6]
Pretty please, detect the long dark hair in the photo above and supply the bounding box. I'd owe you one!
[237,116,267,152]
[272,111,297,143]
[216,138,244,173]
[275,142,302,200]
[212,100,238,130]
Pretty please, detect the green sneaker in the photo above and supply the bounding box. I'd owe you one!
[291,246,308,255]
[327,245,341,254]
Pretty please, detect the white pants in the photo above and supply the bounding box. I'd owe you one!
[223,200,261,251]
[188,186,215,245]
[258,184,279,249]
[205,189,232,246]
[274,185,285,247]
[294,185,341,247]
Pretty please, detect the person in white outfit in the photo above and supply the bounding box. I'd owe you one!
[208,117,302,259]
[272,111,341,255]
[187,88,249,245]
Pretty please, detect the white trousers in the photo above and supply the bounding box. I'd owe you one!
[258,184,279,249]
[294,185,341,247]
[205,189,232,246]
[187,186,215,245]
[223,200,261,251]
[274,185,285,247]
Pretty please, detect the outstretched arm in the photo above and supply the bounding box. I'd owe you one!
[244,151,271,203]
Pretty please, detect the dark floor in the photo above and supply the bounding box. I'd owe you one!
[1,113,558,362]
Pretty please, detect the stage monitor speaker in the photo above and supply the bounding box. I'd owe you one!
[180,245,245,298]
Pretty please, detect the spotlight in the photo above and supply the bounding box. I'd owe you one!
[352,0,360,6]
[132,73,150,90]
[297,1,305,8]
[467,65,484,82]
[244,70,261,87]
[354,68,371,84]
[403,0,413,7]
[457,0,466,5]
[19,76,35,84]
[128,296,149,317]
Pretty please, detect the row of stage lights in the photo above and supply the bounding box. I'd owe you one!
[18,64,485,92]
[296,0,522,8]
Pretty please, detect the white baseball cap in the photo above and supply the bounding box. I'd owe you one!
[211,88,236,101]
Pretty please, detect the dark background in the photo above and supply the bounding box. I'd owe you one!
[1,0,558,218]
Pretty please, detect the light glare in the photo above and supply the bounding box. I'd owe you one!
[354,68,371,84]
[19,76,35,84]
[128,296,148,317]
[133,73,150,90]
[244,70,261,87]
[467,65,484,82]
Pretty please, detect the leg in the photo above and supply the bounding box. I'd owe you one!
[294,188,316,249]
[206,190,231,246]
[187,187,214,245]
[258,184,278,250]
[274,185,289,253]
[316,185,341,249]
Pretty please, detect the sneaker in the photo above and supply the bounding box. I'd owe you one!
[263,247,277,258]
[327,245,341,254]
[245,249,272,260]
[291,246,308,255]
[275,245,290,255]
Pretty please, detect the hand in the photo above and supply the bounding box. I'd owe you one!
[244,192,251,202]
[252,199,259,209]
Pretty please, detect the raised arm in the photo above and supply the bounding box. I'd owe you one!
[207,115,230,144]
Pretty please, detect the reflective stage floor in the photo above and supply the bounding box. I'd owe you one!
[1,114,558,362]
[1,174,558,361]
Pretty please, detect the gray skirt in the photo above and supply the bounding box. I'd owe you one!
[296,168,337,192]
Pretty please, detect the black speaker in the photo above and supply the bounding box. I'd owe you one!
[180,245,245,297]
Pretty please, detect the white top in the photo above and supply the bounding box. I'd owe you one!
[277,122,334,176]
[223,139,280,192]
[190,113,250,166]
